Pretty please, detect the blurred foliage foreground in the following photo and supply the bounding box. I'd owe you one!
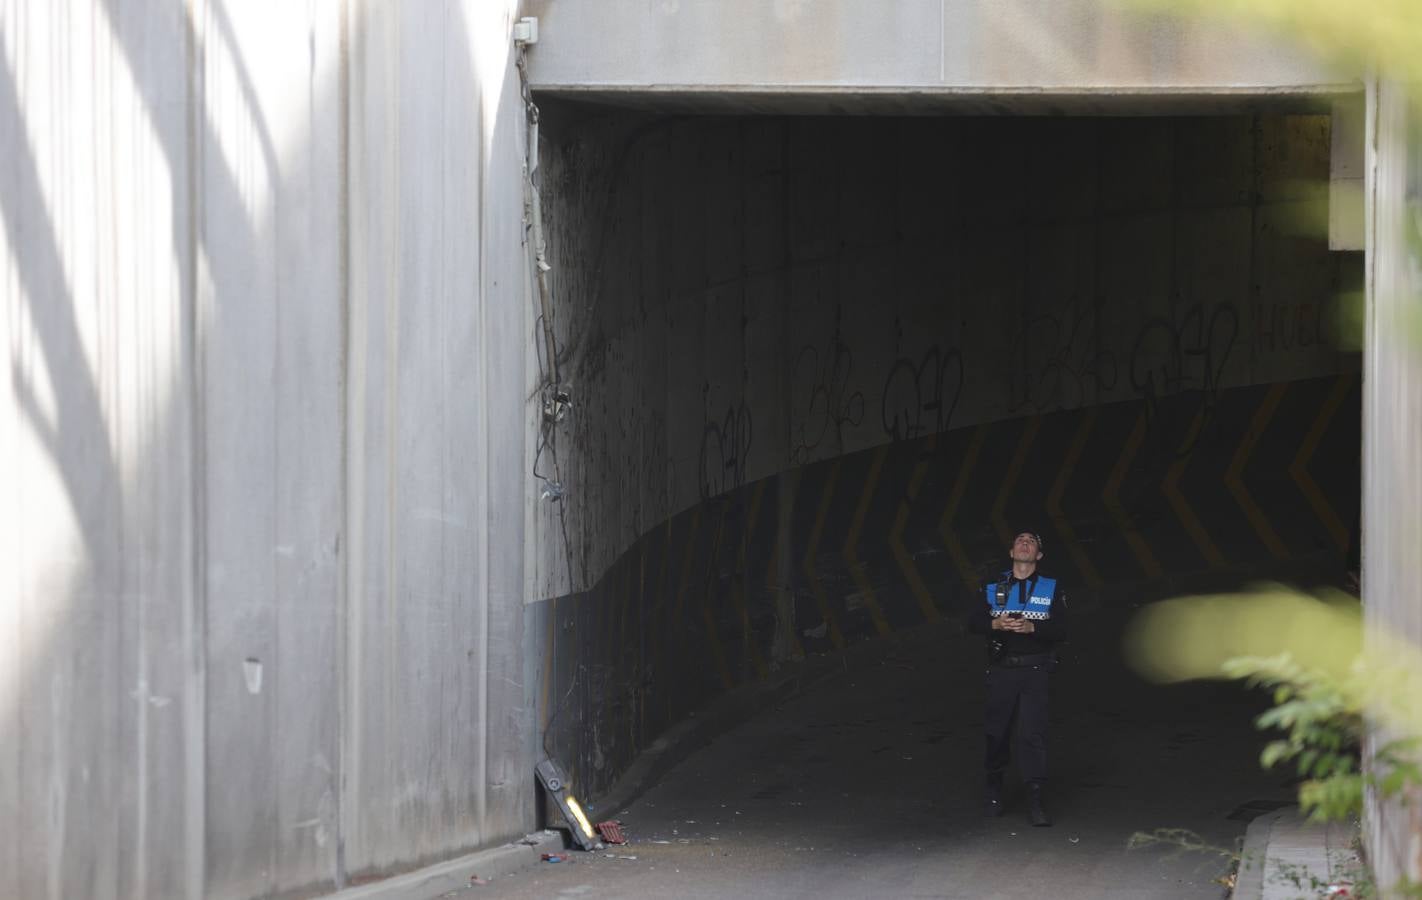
[1110,2,1422,891]
[1127,589,1422,824]
[1124,0,1422,89]
[1125,590,1422,896]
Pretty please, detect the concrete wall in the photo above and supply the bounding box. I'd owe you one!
[1,2,536,898]
[523,0,1349,106]
[1362,78,1422,893]
[532,112,1359,601]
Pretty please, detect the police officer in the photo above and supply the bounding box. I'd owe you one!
[968,531,1067,826]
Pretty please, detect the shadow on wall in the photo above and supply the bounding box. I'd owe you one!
[538,374,1360,801]
[4,1,527,898]
[1,4,202,898]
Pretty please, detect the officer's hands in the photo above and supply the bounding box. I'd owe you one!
[992,617,1034,633]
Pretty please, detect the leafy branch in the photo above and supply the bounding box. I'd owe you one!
[1222,653,1422,823]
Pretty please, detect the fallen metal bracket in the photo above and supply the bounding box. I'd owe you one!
[535,758,602,851]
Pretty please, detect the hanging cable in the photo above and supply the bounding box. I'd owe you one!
[515,30,580,597]
[517,42,563,401]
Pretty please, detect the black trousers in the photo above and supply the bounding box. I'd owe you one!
[984,664,1050,785]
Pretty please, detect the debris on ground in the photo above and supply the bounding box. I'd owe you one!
[541,853,568,863]
[468,874,489,885]
[596,820,628,844]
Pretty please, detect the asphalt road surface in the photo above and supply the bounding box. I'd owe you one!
[466,605,1291,899]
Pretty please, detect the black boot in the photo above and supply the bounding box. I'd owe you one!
[984,774,1004,817]
[1028,784,1051,827]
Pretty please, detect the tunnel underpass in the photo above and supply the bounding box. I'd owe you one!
[501,618,1312,898]
[523,105,1362,896]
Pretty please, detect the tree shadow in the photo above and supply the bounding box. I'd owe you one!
[4,2,526,897]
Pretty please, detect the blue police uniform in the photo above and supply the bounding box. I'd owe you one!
[968,570,1067,824]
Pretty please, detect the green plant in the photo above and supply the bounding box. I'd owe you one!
[1125,590,1422,895]
[1223,653,1422,824]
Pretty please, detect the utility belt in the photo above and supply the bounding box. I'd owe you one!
[989,650,1057,670]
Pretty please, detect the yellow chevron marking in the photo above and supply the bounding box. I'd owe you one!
[991,416,1042,548]
[1162,408,1226,568]
[700,502,735,690]
[843,445,894,636]
[1103,411,1163,579]
[1046,408,1102,589]
[673,506,702,624]
[736,480,770,679]
[803,460,847,649]
[1226,382,1290,559]
[1289,374,1353,551]
[940,425,989,592]
[890,435,941,623]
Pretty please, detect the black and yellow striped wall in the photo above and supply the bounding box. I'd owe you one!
[535,372,1358,798]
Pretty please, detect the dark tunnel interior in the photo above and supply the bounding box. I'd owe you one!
[527,108,1363,850]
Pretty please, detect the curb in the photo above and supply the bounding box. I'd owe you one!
[1233,807,1291,900]
[319,611,1308,898]
[321,831,564,900]
[315,636,905,899]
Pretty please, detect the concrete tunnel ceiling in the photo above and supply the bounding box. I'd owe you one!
[535,87,1347,118]
[528,106,1362,801]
